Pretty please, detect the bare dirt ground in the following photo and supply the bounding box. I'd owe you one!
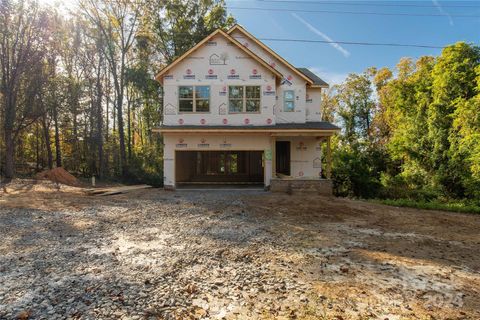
[1,180,479,320]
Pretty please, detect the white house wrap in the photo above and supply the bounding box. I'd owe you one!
[153,25,339,192]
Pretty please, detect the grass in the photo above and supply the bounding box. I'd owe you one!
[371,198,480,214]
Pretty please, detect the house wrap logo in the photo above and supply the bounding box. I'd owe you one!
[209,53,228,65]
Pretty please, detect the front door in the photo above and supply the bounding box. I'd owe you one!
[276,141,290,176]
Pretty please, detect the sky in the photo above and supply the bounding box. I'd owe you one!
[225,0,480,84]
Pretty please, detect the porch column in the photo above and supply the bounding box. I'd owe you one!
[326,136,332,179]
[271,135,276,177]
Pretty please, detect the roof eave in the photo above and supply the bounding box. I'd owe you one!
[309,84,330,89]
[152,127,340,134]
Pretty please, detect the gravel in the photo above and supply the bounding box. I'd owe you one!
[0,190,311,319]
[1,187,479,319]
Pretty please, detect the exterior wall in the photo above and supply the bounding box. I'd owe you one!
[159,29,332,190]
[276,137,323,178]
[163,133,324,187]
[229,30,315,124]
[305,88,322,122]
[162,34,277,127]
[163,133,273,188]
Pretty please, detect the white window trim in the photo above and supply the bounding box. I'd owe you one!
[178,86,211,113]
[283,90,295,112]
[228,85,261,114]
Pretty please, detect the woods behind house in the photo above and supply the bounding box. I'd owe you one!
[1,0,479,206]
[0,0,234,185]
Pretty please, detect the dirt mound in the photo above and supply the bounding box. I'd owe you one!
[35,167,80,186]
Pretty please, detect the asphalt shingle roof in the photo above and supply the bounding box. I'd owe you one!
[158,122,340,131]
[296,68,329,87]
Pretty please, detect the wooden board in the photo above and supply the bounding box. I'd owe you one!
[86,185,152,196]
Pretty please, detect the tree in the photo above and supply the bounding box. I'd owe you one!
[428,42,480,196]
[0,0,48,179]
[80,0,140,176]
[146,0,235,66]
[335,70,376,146]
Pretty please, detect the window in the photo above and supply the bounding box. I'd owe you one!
[179,86,193,112]
[246,86,261,112]
[179,86,210,112]
[283,90,295,112]
[228,85,260,113]
[229,86,243,113]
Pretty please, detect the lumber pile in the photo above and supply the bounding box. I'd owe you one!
[86,184,152,196]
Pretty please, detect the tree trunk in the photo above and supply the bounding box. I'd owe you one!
[127,88,132,160]
[4,127,15,180]
[42,113,53,170]
[53,101,62,167]
[116,92,127,176]
[4,93,16,179]
[96,56,104,179]
[105,77,110,176]
[36,122,40,171]
[113,60,127,176]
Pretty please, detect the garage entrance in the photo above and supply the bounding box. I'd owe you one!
[176,151,264,185]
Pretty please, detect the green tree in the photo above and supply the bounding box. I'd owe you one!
[429,42,480,196]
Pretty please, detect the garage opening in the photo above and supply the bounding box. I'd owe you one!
[176,151,264,185]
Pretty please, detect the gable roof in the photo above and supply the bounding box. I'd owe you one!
[227,24,314,85]
[154,29,283,83]
[296,68,329,88]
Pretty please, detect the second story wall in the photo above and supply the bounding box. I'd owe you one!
[162,34,278,126]
[229,29,311,124]
[305,88,322,122]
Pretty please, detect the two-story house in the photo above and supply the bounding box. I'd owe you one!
[153,25,340,193]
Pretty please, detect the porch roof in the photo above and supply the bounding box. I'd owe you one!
[154,121,340,133]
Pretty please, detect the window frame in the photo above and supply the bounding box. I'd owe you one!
[228,85,261,114]
[283,90,295,112]
[178,85,211,113]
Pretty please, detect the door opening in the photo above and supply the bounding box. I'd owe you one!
[176,151,264,184]
[275,141,290,176]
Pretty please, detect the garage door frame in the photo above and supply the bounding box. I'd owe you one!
[175,150,265,185]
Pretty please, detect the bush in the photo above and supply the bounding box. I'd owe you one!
[378,173,441,201]
[123,144,163,187]
[332,146,384,198]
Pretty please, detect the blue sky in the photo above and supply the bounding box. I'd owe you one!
[226,0,480,85]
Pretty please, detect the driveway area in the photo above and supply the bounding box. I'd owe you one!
[1,181,479,319]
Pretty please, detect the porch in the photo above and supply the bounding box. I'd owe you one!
[270,134,333,194]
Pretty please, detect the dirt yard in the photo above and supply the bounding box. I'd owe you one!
[1,180,479,320]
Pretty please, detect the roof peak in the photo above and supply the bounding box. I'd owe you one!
[227,25,314,85]
[154,28,282,82]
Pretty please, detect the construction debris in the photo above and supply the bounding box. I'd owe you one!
[35,167,80,187]
[86,184,152,196]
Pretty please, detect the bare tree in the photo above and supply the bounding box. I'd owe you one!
[79,0,140,176]
[0,0,47,179]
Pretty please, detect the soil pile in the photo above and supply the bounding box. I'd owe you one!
[35,167,80,186]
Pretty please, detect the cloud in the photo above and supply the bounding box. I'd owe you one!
[432,0,454,26]
[291,13,351,58]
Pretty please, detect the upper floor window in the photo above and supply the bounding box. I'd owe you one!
[228,86,260,113]
[179,86,210,112]
[284,90,295,112]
